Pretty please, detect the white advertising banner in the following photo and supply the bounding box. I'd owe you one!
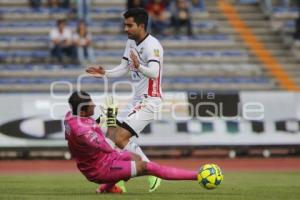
[0,92,188,147]
[239,91,298,121]
[0,92,300,147]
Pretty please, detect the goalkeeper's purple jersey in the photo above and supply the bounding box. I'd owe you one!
[64,111,120,182]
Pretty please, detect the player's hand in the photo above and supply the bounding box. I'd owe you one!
[86,66,105,77]
[130,50,140,69]
[105,95,118,128]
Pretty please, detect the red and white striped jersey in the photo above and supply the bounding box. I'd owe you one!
[123,34,163,98]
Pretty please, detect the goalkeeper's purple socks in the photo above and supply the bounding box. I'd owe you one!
[146,162,197,180]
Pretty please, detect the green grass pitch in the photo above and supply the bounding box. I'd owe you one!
[1,172,300,200]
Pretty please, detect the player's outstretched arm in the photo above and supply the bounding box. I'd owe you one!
[86,66,106,77]
[86,59,129,78]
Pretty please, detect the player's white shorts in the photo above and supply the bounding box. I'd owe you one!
[117,95,162,137]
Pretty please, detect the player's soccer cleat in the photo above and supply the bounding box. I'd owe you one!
[148,176,161,192]
[96,184,123,194]
[116,180,127,193]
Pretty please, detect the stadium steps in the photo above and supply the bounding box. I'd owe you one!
[0,78,276,92]
[0,0,44,6]
[90,8,210,21]
[0,63,264,78]
[217,1,300,89]
[0,49,250,64]
[0,83,276,92]
[0,23,219,36]
[0,42,241,51]
[0,35,241,50]
[0,0,279,91]
[0,12,68,21]
[239,17,300,73]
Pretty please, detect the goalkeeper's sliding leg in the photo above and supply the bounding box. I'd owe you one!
[136,160,198,180]
[96,154,198,194]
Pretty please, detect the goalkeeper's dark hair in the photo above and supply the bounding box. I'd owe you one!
[123,8,148,31]
[68,91,91,115]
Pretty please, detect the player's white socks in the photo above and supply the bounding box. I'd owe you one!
[124,140,150,162]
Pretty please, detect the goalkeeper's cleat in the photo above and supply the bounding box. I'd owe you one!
[96,184,123,194]
[148,176,161,192]
[116,180,127,193]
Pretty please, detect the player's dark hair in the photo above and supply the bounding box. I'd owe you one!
[57,19,66,26]
[68,91,91,115]
[123,8,148,31]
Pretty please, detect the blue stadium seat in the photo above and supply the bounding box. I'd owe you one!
[93,35,232,42]
[91,7,124,13]
[283,20,296,32]
[0,51,48,58]
[93,50,247,58]
[192,21,216,29]
[0,36,48,42]
[272,7,299,13]
[239,0,258,4]
[0,21,78,28]
[0,76,271,85]
[0,7,70,14]
[0,21,55,27]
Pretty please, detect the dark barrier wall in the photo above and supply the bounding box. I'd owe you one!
[188,91,240,118]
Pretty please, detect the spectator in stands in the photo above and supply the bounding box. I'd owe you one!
[260,0,290,17]
[73,20,96,64]
[127,0,146,9]
[146,0,170,35]
[191,0,205,12]
[170,0,193,36]
[49,19,75,62]
[48,0,70,9]
[294,0,300,40]
[29,0,41,9]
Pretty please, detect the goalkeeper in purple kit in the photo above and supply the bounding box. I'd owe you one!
[64,91,199,193]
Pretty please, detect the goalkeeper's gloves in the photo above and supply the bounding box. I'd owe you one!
[105,95,118,127]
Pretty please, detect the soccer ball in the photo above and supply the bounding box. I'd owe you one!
[197,163,223,189]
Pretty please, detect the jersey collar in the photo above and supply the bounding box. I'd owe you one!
[136,33,149,46]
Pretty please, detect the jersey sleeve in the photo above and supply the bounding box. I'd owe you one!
[138,60,159,79]
[105,59,129,78]
[78,128,115,153]
[122,40,130,61]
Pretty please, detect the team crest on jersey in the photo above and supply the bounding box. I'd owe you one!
[154,49,160,57]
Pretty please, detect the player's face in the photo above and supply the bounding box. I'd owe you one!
[124,17,143,40]
[58,22,65,31]
[86,100,96,117]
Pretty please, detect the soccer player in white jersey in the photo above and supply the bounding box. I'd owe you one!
[86,8,163,192]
